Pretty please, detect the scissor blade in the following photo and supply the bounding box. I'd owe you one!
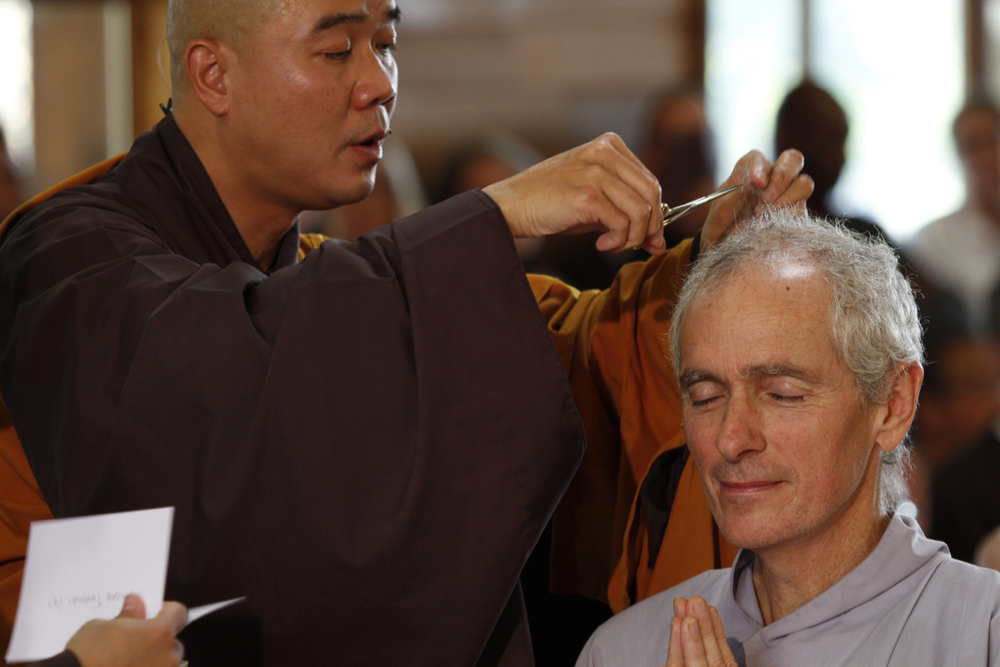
[662,183,743,226]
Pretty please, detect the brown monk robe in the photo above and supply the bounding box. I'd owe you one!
[0,116,590,665]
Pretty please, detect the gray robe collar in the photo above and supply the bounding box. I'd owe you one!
[728,514,948,662]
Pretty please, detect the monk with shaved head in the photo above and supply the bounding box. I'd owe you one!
[0,0,811,663]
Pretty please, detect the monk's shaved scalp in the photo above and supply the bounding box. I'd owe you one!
[166,0,287,96]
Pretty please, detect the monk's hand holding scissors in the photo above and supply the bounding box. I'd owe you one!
[665,596,738,667]
[483,133,668,255]
[701,149,813,250]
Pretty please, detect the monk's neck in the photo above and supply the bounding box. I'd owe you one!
[751,510,891,626]
[174,108,297,272]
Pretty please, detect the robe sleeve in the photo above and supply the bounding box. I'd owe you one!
[529,237,738,611]
[0,190,586,663]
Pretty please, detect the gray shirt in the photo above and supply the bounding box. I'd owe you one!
[577,514,1000,666]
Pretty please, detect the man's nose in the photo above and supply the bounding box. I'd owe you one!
[714,395,765,462]
[353,47,397,111]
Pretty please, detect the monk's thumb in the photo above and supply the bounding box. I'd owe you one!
[118,593,146,619]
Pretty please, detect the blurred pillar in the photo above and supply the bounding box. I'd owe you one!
[131,0,169,135]
[969,0,986,96]
[687,0,706,85]
[31,1,106,194]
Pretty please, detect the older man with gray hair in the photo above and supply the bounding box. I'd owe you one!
[576,210,1000,666]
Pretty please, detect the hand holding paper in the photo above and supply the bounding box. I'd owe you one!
[5,508,245,664]
[65,594,186,667]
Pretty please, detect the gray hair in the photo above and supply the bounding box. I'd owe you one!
[670,209,923,515]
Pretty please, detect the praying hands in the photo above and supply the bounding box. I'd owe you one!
[665,596,738,667]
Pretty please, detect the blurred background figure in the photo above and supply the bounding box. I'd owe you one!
[432,129,556,274]
[0,127,24,221]
[774,81,888,240]
[915,332,1000,472]
[638,87,716,245]
[924,329,1000,562]
[299,135,428,241]
[907,98,1000,335]
[975,525,1000,572]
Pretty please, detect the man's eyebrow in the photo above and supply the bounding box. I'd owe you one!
[678,369,719,390]
[313,7,401,32]
[314,12,367,32]
[742,363,821,383]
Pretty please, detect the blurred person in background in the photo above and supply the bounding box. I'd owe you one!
[775,80,889,242]
[928,334,1000,562]
[908,98,1000,335]
[432,131,558,275]
[639,88,716,246]
[975,526,1000,572]
[911,328,1000,537]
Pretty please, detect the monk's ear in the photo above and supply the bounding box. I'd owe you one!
[184,39,233,117]
[874,361,923,453]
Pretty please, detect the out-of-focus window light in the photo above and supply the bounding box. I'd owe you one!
[705,0,800,187]
[0,0,33,176]
[707,0,964,242]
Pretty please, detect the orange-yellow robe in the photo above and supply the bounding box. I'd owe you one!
[532,246,737,614]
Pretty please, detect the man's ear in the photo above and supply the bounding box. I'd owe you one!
[875,361,923,453]
[184,39,233,117]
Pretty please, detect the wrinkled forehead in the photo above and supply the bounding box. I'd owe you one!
[679,258,834,360]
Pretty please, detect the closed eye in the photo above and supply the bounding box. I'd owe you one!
[690,396,721,408]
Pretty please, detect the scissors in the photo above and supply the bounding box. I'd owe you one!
[660,183,743,226]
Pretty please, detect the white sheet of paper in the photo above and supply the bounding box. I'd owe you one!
[186,597,246,625]
[5,507,174,663]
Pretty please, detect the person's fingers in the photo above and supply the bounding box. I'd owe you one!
[666,615,685,667]
[710,605,739,667]
[118,594,146,620]
[673,597,689,618]
[157,601,190,637]
[759,149,806,206]
[681,616,708,666]
[722,150,769,190]
[690,596,726,667]
[582,134,663,252]
[765,174,815,213]
[593,176,658,250]
[591,133,662,203]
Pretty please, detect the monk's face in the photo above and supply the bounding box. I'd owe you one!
[225,0,399,213]
[677,262,885,557]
